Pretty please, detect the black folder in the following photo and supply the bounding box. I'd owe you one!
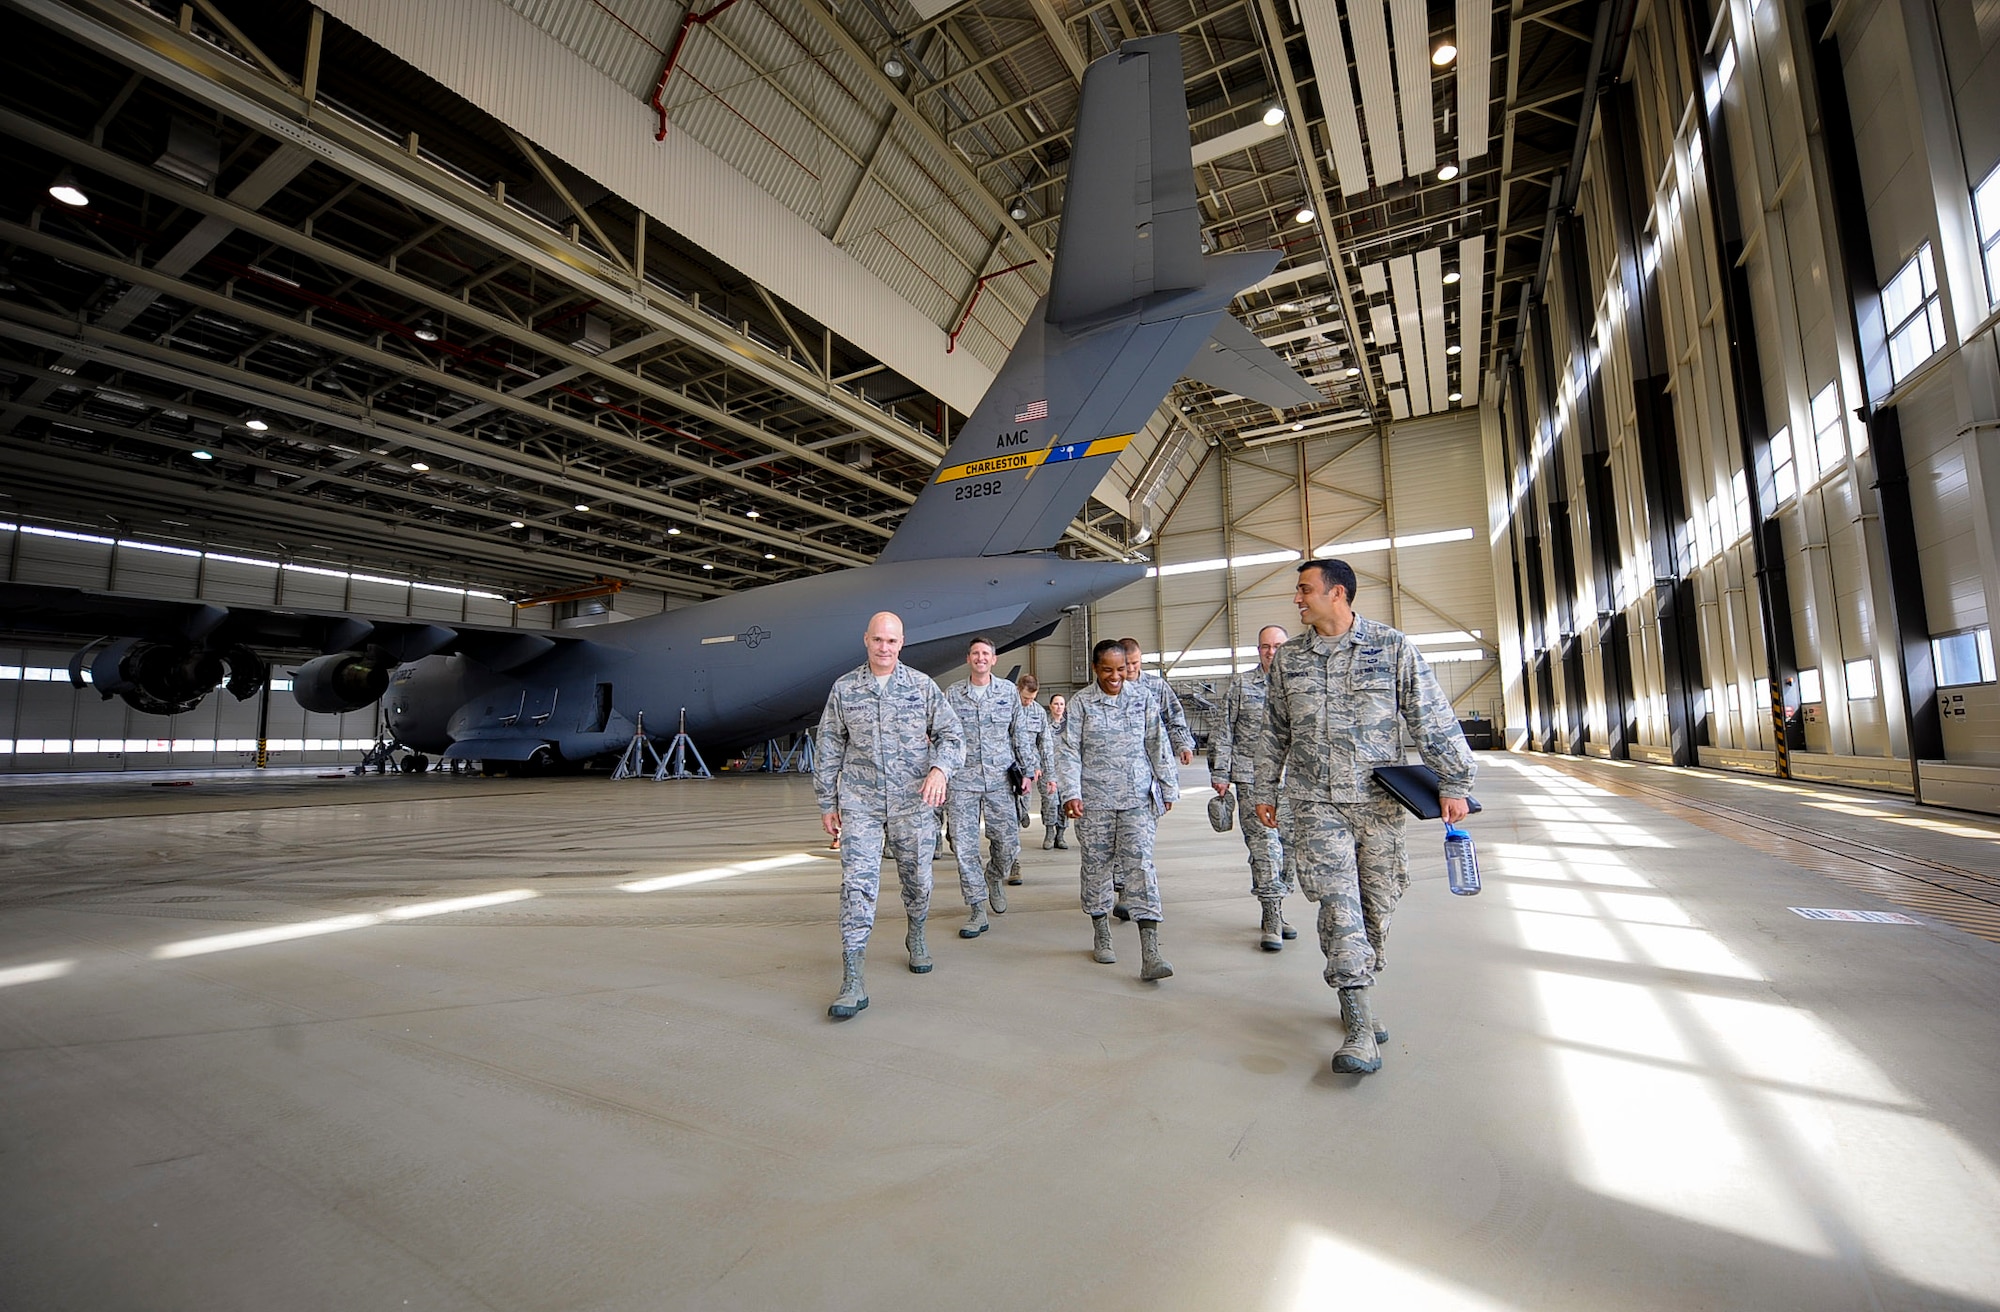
[1370,763,1482,820]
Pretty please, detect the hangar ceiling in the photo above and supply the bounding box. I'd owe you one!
[0,0,1599,603]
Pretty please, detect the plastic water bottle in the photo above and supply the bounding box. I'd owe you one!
[1444,824,1480,896]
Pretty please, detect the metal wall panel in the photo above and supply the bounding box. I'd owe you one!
[1389,0,1435,177]
[503,0,687,97]
[1347,0,1404,186]
[1298,0,1372,194]
[319,0,1001,415]
[1900,371,1987,633]
[11,532,110,587]
[1455,0,1489,162]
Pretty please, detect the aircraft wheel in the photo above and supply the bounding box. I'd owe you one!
[526,745,556,774]
[400,753,430,774]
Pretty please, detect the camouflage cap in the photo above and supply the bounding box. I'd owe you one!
[1207,790,1234,833]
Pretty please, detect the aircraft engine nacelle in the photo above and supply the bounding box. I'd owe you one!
[84,638,259,716]
[292,650,395,713]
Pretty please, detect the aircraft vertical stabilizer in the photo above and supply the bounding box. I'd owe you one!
[876,36,1312,565]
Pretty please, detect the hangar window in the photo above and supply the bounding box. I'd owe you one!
[1977,162,2000,308]
[1769,426,1799,505]
[1810,384,1847,472]
[1932,627,1996,688]
[1797,669,1824,704]
[1883,242,1946,384]
[1844,658,1878,700]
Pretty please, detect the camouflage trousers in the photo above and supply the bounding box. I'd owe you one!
[1283,792,1409,989]
[1077,806,1161,921]
[947,786,1019,906]
[1232,789,1291,901]
[1039,786,1065,830]
[837,808,937,952]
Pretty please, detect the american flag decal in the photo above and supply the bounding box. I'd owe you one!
[1014,399,1048,423]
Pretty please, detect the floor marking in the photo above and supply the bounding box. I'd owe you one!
[1788,907,1922,924]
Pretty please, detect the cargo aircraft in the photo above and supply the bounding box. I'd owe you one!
[0,34,1320,770]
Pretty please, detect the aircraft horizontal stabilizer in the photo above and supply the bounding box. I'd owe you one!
[1184,313,1327,410]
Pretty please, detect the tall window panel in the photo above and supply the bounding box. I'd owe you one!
[1883,242,1947,384]
[1976,162,2000,308]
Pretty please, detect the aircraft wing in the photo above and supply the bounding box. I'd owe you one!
[1046,34,1204,328]
[0,582,595,672]
[1183,313,1327,409]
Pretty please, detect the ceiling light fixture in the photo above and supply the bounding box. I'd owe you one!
[415,321,441,342]
[882,53,905,78]
[1294,207,1315,224]
[590,392,610,404]
[1345,367,1361,377]
[46,170,89,207]
[574,503,589,512]
[1443,269,1461,285]
[1447,343,1462,355]
[744,509,760,519]
[1261,101,1286,126]
[1009,199,1028,221]
[243,416,269,431]
[1432,43,1458,66]
[509,520,525,528]
[701,562,714,570]
[1449,391,1464,403]
[410,461,430,472]
[764,552,776,560]
[1292,421,1305,431]
[667,526,681,535]
[191,449,214,461]
[1437,163,1461,182]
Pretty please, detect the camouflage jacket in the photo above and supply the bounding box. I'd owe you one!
[944,678,1035,795]
[1138,670,1195,757]
[1016,698,1057,778]
[814,663,964,816]
[1055,683,1178,811]
[1250,616,1475,807]
[1210,666,1271,785]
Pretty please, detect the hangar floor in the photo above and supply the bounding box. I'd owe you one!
[2,754,1998,1311]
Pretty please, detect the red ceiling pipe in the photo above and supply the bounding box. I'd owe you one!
[650,0,749,141]
[947,260,1035,354]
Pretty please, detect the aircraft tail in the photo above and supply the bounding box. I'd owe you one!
[877,37,1311,564]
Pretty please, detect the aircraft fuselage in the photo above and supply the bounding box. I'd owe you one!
[384,553,1144,763]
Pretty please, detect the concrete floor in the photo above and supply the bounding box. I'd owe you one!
[2,754,1998,1311]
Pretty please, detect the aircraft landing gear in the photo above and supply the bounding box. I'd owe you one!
[355,739,431,776]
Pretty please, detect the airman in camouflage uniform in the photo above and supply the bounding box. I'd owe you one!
[1252,560,1474,1074]
[1212,624,1296,951]
[1011,676,1058,876]
[1043,694,1071,847]
[1119,638,1196,765]
[1057,639,1179,980]
[815,611,965,1020]
[944,637,1035,937]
